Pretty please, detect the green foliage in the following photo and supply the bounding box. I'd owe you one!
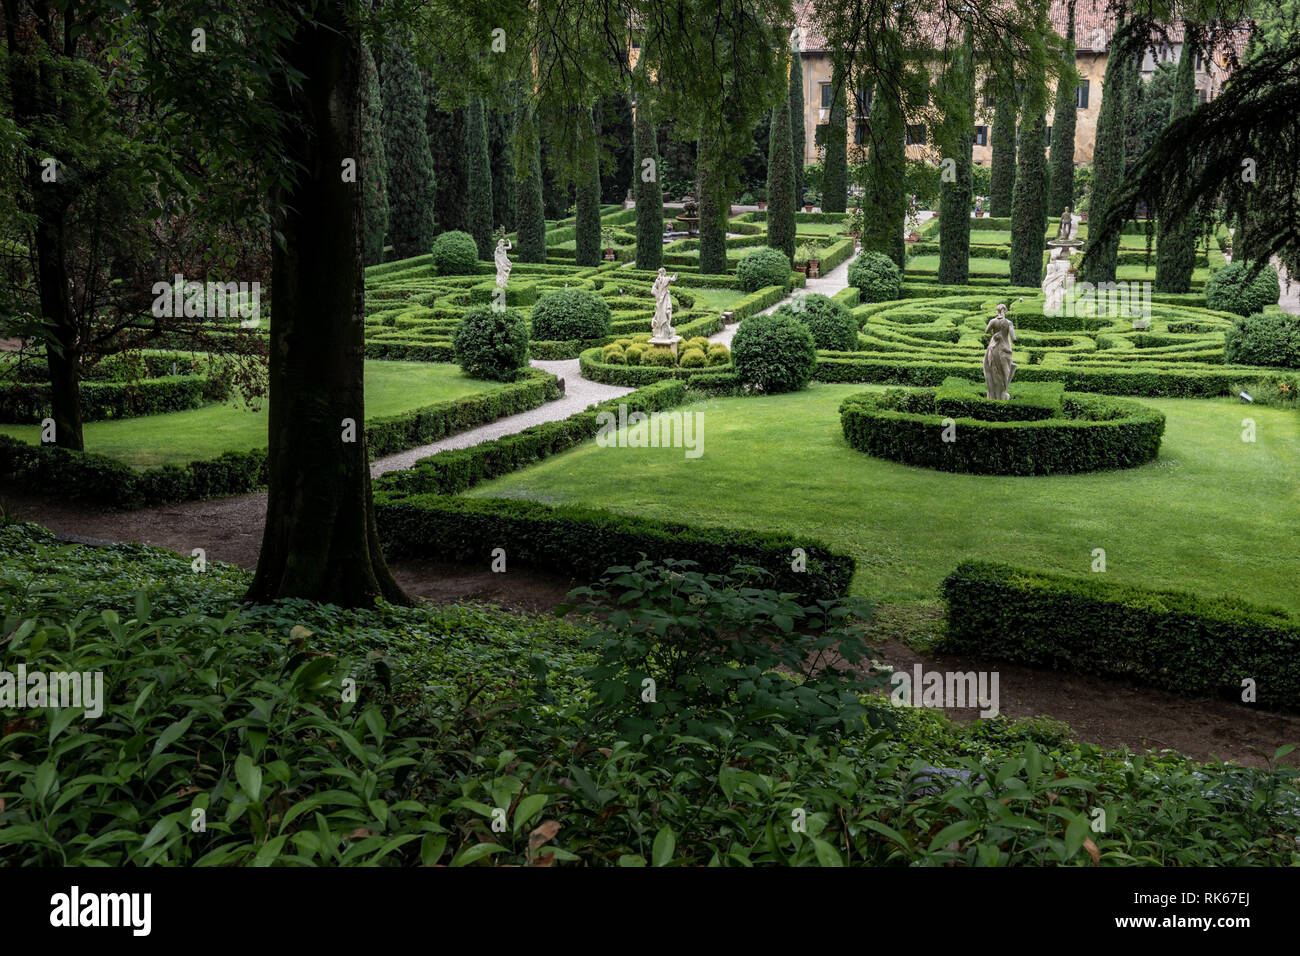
[515,101,547,263]
[530,289,612,341]
[1008,94,1049,288]
[736,247,791,293]
[789,53,805,206]
[859,38,907,268]
[380,32,437,260]
[1206,262,1281,316]
[698,130,729,274]
[942,561,1300,708]
[430,230,480,274]
[936,30,974,285]
[776,293,858,351]
[453,306,530,381]
[1224,312,1300,368]
[1048,13,1078,220]
[766,91,797,261]
[1082,27,1129,284]
[848,251,902,303]
[361,43,389,266]
[488,104,515,231]
[822,57,848,213]
[575,110,603,267]
[730,312,817,394]
[1154,46,1199,294]
[680,348,707,368]
[988,79,1018,217]
[633,76,664,270]
[465,97,494,260]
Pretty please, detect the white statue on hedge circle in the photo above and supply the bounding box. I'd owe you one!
[650,267,680,341]
[494,238,513,288]
[983,303,1017,401]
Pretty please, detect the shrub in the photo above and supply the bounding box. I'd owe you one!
[736,247,791,293]
[731,312,817,394]
[644,347,677,367]
[601,343,625,362]
[604,349,627,365]
[1223,312,1300,368]
[1205,262,1281,316]
[626,345,645,366]
[452,305,529,381]
[777,293,857,351]
[530,288,612,341]
[942,561,1300,708]
[706,344,731,366]
[680,348,707,368]
[848,251,902,303]
[431,230,480,275]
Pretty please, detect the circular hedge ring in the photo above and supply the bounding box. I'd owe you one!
[838,379,1165,475]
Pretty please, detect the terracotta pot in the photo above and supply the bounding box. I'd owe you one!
[804,204,815,212]
[603,248,616,261]
[795,265,807,275]
[757,200,767,209]
[807,260,820,278]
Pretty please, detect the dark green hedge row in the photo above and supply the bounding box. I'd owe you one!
[364,339,455,362]
[374,493,854,601]
[941,561,1300,709]
[839,388,1165,475]
[578,348,731,386]
[374,379,689,497]
[0,375,229,424]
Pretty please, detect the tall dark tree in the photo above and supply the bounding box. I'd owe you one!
[597,93,635,204]
[1009,86,1050,287]
[988,76,1018,217]
[1155,38,1199,293]
[860,34,907,269]
[766,84,797,261]
[1048,2,1079,220]
[633,71,664,269]
[360,42,389,266]
[248,0,406,607]
[465,95,494,258]
[698,126,729,274]
[488,104,516,230]
[426,99,468,234]
[937,28,975,285]
[380,31,436,259]
[822,54,849,212]
[514,98,547,263]
[574,109,603,266]
[1083,21,1130,285]
[789,51,806,206]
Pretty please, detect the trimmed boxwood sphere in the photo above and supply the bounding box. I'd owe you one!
[731,312,817,393]
[1206,262,1281,317]
[530,288,613,341]
[848,251,902,302]
[431,230,480,275]
[736,247,792,293]
[452,305,529,381]
[1224,311,1300,368]
[775,293,858,350]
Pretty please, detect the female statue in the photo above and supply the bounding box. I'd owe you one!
[494,238,513,288]
[651,267,679,339]
[983,303,1017,400]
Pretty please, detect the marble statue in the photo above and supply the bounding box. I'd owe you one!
[983,304,1017,400]
[650,267,679,340]
[1056,206,1074,242]
[1042,248,1070,315]
[789,26,802,52]
[494,238,513,288]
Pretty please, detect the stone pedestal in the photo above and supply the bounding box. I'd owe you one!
[648,335,682,357]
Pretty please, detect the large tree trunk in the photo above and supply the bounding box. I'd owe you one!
[246,0,407,607]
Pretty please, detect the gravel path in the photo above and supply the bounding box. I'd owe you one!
[708,249,856,348]
[369,358,632,476]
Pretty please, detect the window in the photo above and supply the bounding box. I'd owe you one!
[1197,87,1208,104]
[974,125,988,146]
[855,88,872,116]
[1045,125,1052,147]
[983,92,996,108]
[1076,78,1090,109]
[1194,50,1204,72]
[820,82,832,109]
[855,119,868,145]
[905,124,927,146]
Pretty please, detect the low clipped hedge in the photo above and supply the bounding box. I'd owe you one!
[579,347,733,386]
[839,385,1165,475]
[431,230,480,275]
[531,288,613,341]
[0,374,229,424]
[375,494,854,601]
[736,248,792,293]
[1223,311,1300,369]
[941,561,1300,709]
[776,293,857,351]
[848,252,903,303]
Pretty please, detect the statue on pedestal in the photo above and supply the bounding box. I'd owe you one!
[494,238,513,288]
[650,267,680,341]
[1056,206,1075,242]
[983,303,1017,400]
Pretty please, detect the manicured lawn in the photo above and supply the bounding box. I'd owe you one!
[469,384,1300,613]
[908,255,1010,276]
[1,361,507,469]
[793,222,848,237]
[687,287,749,312]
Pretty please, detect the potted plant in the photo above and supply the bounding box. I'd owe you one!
[803,191,818,212]
[847,206,863,238]
[796,241,823,278]
[601,226,617,261]
[756,187,768,210]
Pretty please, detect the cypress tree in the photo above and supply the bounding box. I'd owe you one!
[380,31,436,259]
[698,127,728,274]
[766,82,797,261]
[489,105,515,230]
[937,28,974,285]
[1083,22,1129,284]
[575,109,603,266]
[989,76,1018,217]
[633,73,664,270]
[789,52,805,206]
[822,53,849,212]
[1155,38,1199,292]
[426,96,468,234]
[861,36,907,269]
[361,42,389,266]
[515,99,547,263]
[1048,4,1079,219]
[1009,87,1050,287]
[466,96,494,259]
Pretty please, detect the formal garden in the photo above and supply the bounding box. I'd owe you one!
[1,0,1299,881]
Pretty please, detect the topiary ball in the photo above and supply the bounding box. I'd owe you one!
[531,289,613,341]
[452,305,529,381]
[848,251,902,303]
[1206,261,1282,317]
[775,293,858,351]
[730,312,817,393]
[736,247,793,293]
[645,347,677,367]
[1224,312,1300,368]
[431,230,481,275]
[680,348,707,368]
[706,344,731,366]
[625,345,645,366]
